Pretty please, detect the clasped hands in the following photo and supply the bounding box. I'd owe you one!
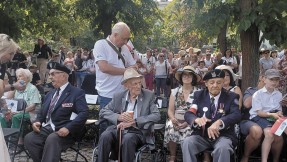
[117,112,136,130]
[32,122,70,137]
[171,118,188,130]
[194,117,222,140]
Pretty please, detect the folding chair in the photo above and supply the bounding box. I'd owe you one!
[65,141,88,162]
[60,119,99,162]
[2,99,28,162]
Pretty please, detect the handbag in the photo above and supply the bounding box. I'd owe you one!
[174,109,186,123]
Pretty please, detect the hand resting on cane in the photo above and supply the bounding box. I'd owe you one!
[117,112,136,129]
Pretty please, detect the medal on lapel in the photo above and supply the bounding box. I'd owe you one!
[203,107,208,118]
[218,103,225,115]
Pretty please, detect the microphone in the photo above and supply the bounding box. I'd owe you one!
[188,104,198,114]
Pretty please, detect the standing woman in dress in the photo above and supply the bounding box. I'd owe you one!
[222,49,238,71]
[164,66,201,162]
[0,33,19,162]
[64,51,76,85]
[154,53,171,97]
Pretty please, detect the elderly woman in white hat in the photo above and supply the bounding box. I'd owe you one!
[0,33,19,162]
[216,65,243,109]
[163,66,201,162]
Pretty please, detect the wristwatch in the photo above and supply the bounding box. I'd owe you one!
[10,84,15,90]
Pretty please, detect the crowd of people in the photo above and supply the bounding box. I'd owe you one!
[0,20,287,162]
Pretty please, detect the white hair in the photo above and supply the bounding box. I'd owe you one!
[16,68,33,82]
[111,22,130,35]
[0,34,19,61]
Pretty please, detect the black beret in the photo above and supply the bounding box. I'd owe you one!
[203,69,225,80]
[47,62,70,74]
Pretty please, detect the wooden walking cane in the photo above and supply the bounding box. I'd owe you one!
[118,126,122,162]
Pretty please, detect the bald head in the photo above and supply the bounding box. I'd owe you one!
[112,22,130,34]
[110,22,131,48]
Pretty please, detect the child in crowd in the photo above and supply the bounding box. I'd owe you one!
[249,69,283,162]
[196,61,208,78]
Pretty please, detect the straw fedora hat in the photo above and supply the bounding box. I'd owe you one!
[175,66,201,83]
[215,65,238,81]
[121,68,143,85]
[178,50,186,57]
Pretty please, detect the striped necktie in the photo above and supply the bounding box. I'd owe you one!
[211,97,216,118]
[46,88,60,123]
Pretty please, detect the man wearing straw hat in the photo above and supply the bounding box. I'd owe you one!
[97,68,160,162]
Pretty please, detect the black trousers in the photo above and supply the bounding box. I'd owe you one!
[24,131,74,162]
[97,126,145,162]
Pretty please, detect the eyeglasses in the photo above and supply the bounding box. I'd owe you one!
[159,56,164,57]
[182,74,192,78]
[49,71,64,76]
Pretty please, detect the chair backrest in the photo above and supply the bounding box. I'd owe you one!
[81,74,98,95]
[154,96,169,109]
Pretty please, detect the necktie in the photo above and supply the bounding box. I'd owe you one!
[46,88,60,123]
[118,47,122,60]
[211,97,216,118]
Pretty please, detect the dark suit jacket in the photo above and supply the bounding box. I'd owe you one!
[100,89,161,144]
[33,44,52,59]
[37,83,89,140]
[184,88,241,145]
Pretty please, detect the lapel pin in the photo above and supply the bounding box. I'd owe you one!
[203,107,208,118]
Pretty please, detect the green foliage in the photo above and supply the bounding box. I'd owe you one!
[177,0,287,48]
[0,0,88,51]
[75,0,161,39]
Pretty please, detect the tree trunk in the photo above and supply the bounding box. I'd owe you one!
[217,22,227,54]
[239,0,260,92]
[102,19,113,38]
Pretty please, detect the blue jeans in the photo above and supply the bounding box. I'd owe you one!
[155,78,168,97]
[98,95,112,135]
[75,71,89,88]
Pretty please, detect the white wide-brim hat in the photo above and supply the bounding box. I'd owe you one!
[121,68,143,85]
[175,66,202,84]
[215,65,238,81]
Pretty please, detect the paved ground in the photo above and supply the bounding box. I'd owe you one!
[14,141,94,162]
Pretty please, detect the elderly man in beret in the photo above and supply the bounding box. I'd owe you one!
[97,68,160,162]
[182,69,241,162]
[24,62,89,162]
